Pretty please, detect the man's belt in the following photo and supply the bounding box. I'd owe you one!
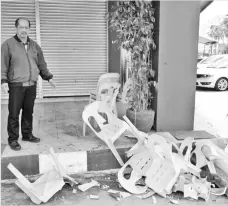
[9,81,37,87]
[22,81,36,86]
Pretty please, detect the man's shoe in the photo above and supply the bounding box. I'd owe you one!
[9,141,21,151]
[22,134,40,143]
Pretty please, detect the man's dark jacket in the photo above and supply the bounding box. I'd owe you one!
[1,35,53,84]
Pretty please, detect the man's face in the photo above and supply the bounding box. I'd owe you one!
[16,19,30,39]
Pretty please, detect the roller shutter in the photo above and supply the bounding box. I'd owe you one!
[39,0,108,97]
[1,0,41,99]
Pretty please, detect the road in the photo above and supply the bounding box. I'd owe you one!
[1,173,228,206]
[194,87,228,139]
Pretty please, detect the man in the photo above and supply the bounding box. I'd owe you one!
[1,17,56,151]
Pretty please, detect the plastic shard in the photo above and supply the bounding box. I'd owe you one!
[78,180,100,192]
[7,163,65,205]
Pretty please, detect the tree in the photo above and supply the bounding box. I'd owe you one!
[207,15,228,54]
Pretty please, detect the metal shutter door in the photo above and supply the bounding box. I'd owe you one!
[1,0,41,99]
[39,0,107,97]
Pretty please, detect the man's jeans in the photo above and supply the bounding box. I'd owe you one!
[8,85,36,143]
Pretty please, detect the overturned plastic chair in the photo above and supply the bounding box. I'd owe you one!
[82,101,130,166]
[7,163,65,205]
[117,148,153,194]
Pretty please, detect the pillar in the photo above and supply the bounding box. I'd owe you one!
[155,1,201,131]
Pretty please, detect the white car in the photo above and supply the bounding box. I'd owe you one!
[197,54,226,70]
[196,55,228,91]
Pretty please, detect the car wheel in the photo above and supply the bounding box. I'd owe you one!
[215,78,228,91]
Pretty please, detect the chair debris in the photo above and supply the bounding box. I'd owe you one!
[78,180,100,192]
[7,147,80,205]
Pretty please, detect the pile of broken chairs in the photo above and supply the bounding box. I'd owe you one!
[81,72,228,202]
[83,98,228,201]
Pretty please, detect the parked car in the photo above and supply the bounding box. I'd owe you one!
[197,54,226,70]
[196,55,228,91]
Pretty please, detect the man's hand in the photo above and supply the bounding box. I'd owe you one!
[49,79,56,88]
[1,83,9,94]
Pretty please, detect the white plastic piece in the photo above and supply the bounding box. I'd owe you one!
[7,163,65,205]
[78,180,100,192]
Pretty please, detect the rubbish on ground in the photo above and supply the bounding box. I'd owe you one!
[116,124,228,203]
[210,187,227,196]
[72,189,77,194]
[170,199,179,204]
[78,180,100,192]
[7,163,65,205]
[101,185,109,190]
[89,195,99,200]
[138,190,155,199]
[109,192,121,201]
[107,189,131,199]
[184,184,198,200]
[152,196,157,204]
[183,176,211,202]
[173,175,186,192]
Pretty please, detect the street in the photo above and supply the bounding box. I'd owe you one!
[1,173,228,206]
[194,87,228,139]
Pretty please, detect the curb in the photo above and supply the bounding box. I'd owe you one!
[1,147,130,180]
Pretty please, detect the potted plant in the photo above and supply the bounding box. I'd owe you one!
[108,1,157,132]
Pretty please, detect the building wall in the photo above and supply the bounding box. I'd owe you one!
[156,1,200,131]
[108,1,120,73]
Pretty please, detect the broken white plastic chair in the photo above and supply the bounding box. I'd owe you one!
[82,101,130,166]
[117,149,154,194]
[83,74,120,136]
[145,135,179,197]
[191,139,228,174]
[7,163,65,205]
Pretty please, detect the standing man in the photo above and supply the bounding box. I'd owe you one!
[1,17,56,151]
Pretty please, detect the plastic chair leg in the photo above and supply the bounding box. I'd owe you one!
[83,122,86,136]
[106,139,124,166]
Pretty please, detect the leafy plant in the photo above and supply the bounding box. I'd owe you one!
[108,0,156,112]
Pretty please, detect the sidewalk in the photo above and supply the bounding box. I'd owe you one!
[0,98,221,180]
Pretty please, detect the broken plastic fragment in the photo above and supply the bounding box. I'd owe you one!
[139,191,155,199]
[101,185,109,190]
[109,192,121,201]
[89,195,99,200]
[184,184,198,200]
[170,199,179,205]
[152,196,157,204]
[107,189,131,199]
[78,180,100,192]
[210,187,227,196]
[7,163,65,205]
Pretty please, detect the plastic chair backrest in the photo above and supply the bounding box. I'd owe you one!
[96,73,119,90]
[82,101,127,142]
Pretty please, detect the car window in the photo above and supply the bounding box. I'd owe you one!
[208,58,228,68]
[199,56,224,64]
